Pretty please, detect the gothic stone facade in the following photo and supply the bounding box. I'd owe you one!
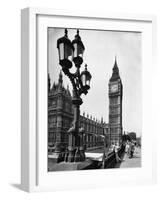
[48,71,107,156]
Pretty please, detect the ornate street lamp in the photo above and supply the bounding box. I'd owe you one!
[57,29,74,69]
[81,64,92,92]
[57,29,92,162]
[72,30,85,66]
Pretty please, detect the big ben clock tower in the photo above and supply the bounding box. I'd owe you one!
[109,58,123,146]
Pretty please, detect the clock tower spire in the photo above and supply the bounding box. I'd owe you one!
[110,56,120,81]
[108,57,123,146]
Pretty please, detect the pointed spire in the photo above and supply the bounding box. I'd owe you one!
[113,55,118,71]
[51,82,56,92]
[58,70,63,85]
[48,73,51,92]
[110,56,120,81]
[101,116,103,123]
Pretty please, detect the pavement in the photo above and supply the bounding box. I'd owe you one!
[115,147,141,168]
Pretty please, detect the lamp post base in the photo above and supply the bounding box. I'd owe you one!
[66,147,86,162]
[79,146,86,162]
[74,147,81,162]
[67,146,75,162]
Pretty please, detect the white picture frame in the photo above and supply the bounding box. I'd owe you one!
[21,7,157,192]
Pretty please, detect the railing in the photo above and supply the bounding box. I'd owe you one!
[104,145,125,168]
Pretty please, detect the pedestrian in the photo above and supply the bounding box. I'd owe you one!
[129,141,135,158]
[122,140,130,161]
[110,142,115,154]
[114,142,121,162]
[125,140,130,155]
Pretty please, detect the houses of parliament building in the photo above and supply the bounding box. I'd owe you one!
[48,71,107,152]
[48,58,123,162]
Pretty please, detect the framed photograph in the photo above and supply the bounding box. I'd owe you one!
[21,8,156,192]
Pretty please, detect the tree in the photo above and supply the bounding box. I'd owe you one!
[128,132,137,141]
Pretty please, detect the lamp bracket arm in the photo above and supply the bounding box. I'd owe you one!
[62,68,79,97]
[78,88,88,96]
[77,69,83,90]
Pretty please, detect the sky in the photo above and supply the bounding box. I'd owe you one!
[48,28,142,137]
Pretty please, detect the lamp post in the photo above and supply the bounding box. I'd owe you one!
[57,29,92,162]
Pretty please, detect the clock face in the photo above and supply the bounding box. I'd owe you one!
[110,84,118,92]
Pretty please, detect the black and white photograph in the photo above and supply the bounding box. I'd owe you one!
[48,27,142,172]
